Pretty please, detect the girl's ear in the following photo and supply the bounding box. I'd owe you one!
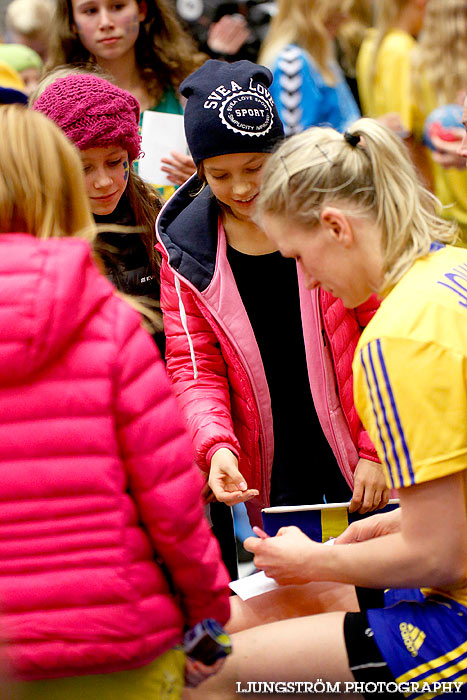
[138,0,147,22]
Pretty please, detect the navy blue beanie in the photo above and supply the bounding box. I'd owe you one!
[181,60,284,165]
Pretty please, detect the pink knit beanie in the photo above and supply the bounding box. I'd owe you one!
[33,73,141,162]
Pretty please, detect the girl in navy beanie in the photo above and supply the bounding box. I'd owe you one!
[156,59,387,578]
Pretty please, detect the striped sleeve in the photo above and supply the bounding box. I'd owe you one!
[359,339,415,489]
[355,335,467,490]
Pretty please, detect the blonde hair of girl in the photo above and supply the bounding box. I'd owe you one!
[0,105,95,242]
[257,118,457,294]
[1,105,161,332]
[413,0,467,105]
[258,0,352,85]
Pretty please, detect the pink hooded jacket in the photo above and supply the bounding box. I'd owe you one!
[156,178,379,524]
[0,234,230,680]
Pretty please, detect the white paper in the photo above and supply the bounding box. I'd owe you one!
[229,570,279,600]
[138,111,187,187]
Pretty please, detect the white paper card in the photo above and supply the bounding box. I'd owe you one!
[138,111,187,187]
[229,571,279,600]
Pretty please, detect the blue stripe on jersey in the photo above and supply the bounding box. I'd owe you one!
[368,341,404,487]
[360,345,393,486]
[376,339,415,484]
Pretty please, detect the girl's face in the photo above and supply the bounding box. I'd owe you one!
[203,152,269,222]
[19,67,41,96]
[262,209,382,308]
[71,0,146,62]
[80,145,130,216]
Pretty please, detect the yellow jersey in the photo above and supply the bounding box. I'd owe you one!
[354,245,467,606]
[356,28,417,132]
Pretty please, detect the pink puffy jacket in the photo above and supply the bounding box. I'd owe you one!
[0,234,230,681]
[156,178,379,523]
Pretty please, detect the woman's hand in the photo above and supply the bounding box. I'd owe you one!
[209,447,259,505]
[349,458,391,514]
[244,526,319,585]
[185,656,226,688]
[335,508,401,544]
[160,151,196,185]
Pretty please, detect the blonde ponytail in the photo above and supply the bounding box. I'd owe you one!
[258,118,457,294]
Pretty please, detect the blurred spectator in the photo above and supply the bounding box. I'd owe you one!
[259,0,360,136]
[356,0,425,134]
[0,43,42,95]
[411,0,467,243]
[335,0,374,110]
[174,0,274,61]
[356,0,431,187]
[4,0,55,61]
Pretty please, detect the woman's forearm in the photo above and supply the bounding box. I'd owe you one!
[320,532,465,590]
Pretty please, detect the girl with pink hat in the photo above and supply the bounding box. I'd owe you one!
[33,70,166,352]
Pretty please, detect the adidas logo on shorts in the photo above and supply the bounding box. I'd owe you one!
[399,623,426,657]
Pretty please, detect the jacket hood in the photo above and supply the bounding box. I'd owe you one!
[0,234,113,384]
[157,175,219,292]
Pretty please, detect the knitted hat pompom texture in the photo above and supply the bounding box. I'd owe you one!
[33,74,141,162]
[181,59,284,166]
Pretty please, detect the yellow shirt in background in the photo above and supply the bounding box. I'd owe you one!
[356,28,416,132]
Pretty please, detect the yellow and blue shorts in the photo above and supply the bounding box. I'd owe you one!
[366,589,467,698]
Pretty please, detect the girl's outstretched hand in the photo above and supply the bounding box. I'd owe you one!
[160,151,196,185]
[209,448,259,505]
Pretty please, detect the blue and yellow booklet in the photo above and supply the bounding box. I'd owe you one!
[261,500,399,542]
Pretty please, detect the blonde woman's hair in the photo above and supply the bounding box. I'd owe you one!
[0,105,95,241]
[413,0,467,105]
[257,118,457,294]
[258,0,352,85]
